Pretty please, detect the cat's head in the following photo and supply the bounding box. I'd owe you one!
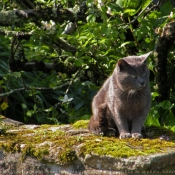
[115,52,152,92]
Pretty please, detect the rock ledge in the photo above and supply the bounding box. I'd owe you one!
[1,118,175,175]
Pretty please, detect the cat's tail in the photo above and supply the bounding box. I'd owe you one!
[88,103,115,136]
[88,116,102,135]
[88,103,107,135]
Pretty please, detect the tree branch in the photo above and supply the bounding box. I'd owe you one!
[9,60,78,74]
[0,9,36,26]
[0,7,77,26]
[53,38,78,54]
[0,87,25,97]
[0,82,70,97]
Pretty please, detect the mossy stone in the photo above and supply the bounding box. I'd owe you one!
[1,119,175,165]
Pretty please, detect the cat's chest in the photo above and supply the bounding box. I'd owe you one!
[108,91,146,110]
[108,95,145,120]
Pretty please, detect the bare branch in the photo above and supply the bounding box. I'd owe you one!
[0,87,25,97]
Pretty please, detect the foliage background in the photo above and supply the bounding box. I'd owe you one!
[0,0,175,131]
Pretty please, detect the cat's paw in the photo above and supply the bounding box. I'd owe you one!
[89,127,103,136]
[106,128,116,137]
[132,133,143,138]
[119,132,131,139]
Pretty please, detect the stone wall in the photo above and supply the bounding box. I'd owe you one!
[1,118,175,175]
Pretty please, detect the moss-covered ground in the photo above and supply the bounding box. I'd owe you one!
[1,119,175,164]
[72,120,89,129]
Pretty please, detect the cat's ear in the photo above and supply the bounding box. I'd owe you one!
[117,59,130,71]
[138,51,152,63]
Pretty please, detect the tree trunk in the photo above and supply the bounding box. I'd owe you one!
[155,21,175,101]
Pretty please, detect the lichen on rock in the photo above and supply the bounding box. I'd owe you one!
[1,118,175,174]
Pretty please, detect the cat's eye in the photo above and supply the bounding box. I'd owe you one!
[142,72,147,77]
[131,75,137,79]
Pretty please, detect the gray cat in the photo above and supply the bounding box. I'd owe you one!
[88,52,152,139]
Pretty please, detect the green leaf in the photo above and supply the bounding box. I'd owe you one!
[26,110,35,117]
[0,80,4,85]
[35,114,55,124]
[75,102,84,110]
[75,59,83,67]
[151,92,159,101]
[116,0,123,8]
[86,14,96,23]
[145,38,150,43]
[158,100,171,110]
[119,33,126,41]
[81,114,90,120]
[21,103,27,110]
[120,41,133,48]
[34,104,37,112]
[145,109,160,127]
[117,0,140,9]
[124,0,140,9]
[140,0,151,10]
[160,1,173,16]
[107,2,122,12]
[124,9,136,15]
[170,126,175,132]
[12,72,21,78]
[165,110,175,126]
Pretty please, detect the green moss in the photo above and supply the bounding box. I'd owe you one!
[72,120,89,129]
[1,122,175,165]
[0,128,81,164]
[59,149,77,164]
[0,115,5,119]
[79,136,175,158]
[0,122,9,134]
[0,116,15,133]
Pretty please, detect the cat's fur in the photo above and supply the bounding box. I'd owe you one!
[88,52,152,139]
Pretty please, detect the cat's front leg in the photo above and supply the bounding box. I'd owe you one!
[131,116,146,138]
[113,116,131,139]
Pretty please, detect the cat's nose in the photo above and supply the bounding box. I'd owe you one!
[140,81,145,87]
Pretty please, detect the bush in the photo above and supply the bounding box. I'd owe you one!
[0,0,175,128]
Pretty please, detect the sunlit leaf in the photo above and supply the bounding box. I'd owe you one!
[86,14,96,23]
